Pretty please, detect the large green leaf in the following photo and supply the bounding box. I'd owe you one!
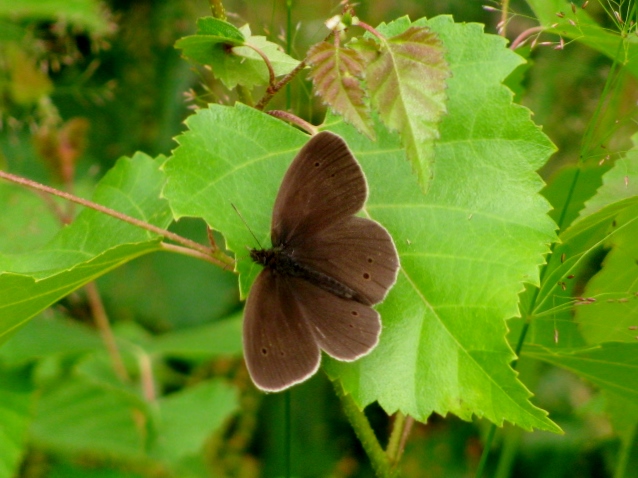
[0,153,173,344]
[163,15,560,432]
[0,367,32,478]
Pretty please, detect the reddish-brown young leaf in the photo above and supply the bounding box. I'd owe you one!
[367,26,450,190]
[307,41,375,139]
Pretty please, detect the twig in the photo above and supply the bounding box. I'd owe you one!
[243,43,276,89]
[85,281,130,382]
[266,110,317,134]
[0,170,234,269]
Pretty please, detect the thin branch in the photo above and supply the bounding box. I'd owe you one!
[255,58,308,110]
[243,43,276,88]
[255,31,334,111]
[138,351,157,402]
[397,415,414,464]
[0,170,234,269]
[353,19,386,40]
[386,412,406,462]
[85,281,130,382]
[500,0,510,37]
[266,110,317,134]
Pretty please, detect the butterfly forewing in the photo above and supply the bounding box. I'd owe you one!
[244,269,321,392]
[271,131,367,246]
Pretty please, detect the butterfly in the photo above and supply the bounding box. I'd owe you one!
[243,131,400,392]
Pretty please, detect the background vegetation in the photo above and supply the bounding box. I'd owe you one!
[1,0,637,477]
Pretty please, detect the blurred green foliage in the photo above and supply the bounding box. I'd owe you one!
[1,0,638,477]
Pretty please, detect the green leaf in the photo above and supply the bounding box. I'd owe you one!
[523,342,638,402]
[0,315,103,366]
[164,15,560,432]
[572,136,638,344]
[31,378,147,459]
[529,135,638,347]
[0,153,173,344]
[175,20,299,89]
[0,367,32,478]
[149,379,238,463]
[148,313,243,359]
[525,0,638,79]
[0,181,62,255]
[531,196,638,331]
[307,41,374,138]
[367,19,450,190]
[0,0,113,35]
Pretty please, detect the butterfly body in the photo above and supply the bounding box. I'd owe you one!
[250,246,365,303]
[243,131,400,392]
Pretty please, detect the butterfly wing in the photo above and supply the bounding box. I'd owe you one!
[290,276,381,361]
[292,216,400,305]
[243,269,321,392]
[271,131,367,246]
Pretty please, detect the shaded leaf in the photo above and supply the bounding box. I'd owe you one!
[148,312,243,359]
[307,41,374,138]
[0,153,172,344]
[367,21,450,190]
[31,378,147,459]
[574,135,638,344]
[0,367,32,478]
[524,342,638,402]
[526,0,638,80]
[175,20,299,89]
[150,379,238,463]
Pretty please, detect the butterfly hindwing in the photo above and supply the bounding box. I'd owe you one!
[290,276,381,361]
[243,269,321,392]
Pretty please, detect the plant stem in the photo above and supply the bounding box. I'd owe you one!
[210,0,226,21]
[266,110,317,134]
[244,42,276,87]
[255,58,307,110]
[0,170,234,269]
[386,412,406,463]
[85,281,130,382]
[500,0,510,37]
[335,384,395,477]
[614,422,637,478]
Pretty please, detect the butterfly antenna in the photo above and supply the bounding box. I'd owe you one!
[231,203,264,249]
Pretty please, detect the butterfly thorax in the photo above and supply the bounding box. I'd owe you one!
[250,246,368,305]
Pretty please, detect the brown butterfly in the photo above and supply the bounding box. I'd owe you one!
[244,131,400,391]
